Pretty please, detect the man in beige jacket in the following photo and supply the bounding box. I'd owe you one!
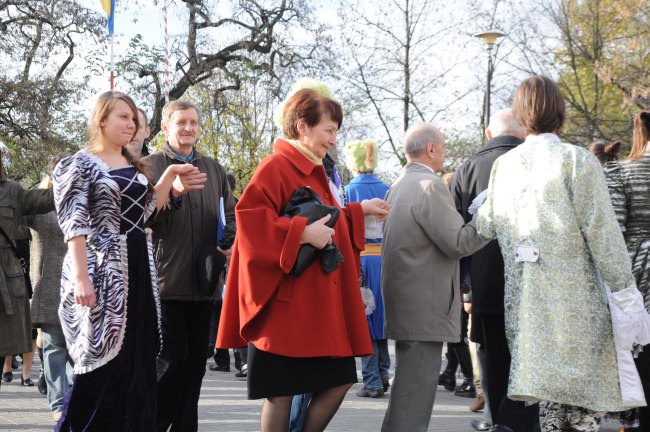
[381,123,488,432]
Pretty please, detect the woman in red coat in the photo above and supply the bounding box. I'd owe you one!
[217,88,390,432]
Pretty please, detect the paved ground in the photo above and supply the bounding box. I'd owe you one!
[0,344,621,431]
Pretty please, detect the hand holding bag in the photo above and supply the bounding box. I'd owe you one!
[280,186,344,276]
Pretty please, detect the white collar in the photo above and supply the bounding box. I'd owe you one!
[525,133,561,144]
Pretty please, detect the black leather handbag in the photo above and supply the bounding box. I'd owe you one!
[280,186,344,276]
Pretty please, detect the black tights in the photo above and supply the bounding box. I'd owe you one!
[260,384,351,432]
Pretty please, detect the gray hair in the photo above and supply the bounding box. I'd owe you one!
[488,108,525,137]
[404,123,444,158]
[161,100,201,125]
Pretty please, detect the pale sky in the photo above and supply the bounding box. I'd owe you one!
[74,0,340,106]
[71,1,351,126]
[76,0,183,100]
[71,0,525,176]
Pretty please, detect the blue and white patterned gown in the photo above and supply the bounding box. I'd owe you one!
[52,150,161,431]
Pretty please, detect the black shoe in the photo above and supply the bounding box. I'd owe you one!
[234,352,242,372]
[471,420,493,431]
[438,371,456,391]
[356,387,384,398]
[382,376,390,393]
[11,356,19,370]
[490,425,515,432]
[234,363,247,378]
[209,364,230,372]
[2,371,12,382]
[37,372,47,395]
[20,375,34,386]
[454,379,476,398]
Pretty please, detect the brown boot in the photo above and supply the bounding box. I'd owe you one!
[469,393,485,412]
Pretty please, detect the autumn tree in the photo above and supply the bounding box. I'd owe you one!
[0,0,104,183]
[504,0,649,146]
[118,0,320,140]
[185,69,281,195]
[0,0,318,181]
[555,0,648,144]
[330,0,485,170]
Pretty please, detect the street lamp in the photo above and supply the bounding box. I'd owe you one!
[474,30,505,131]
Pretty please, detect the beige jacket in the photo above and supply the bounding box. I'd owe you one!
[381,163,487,342]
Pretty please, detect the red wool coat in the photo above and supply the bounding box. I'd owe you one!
[216,139,373,357]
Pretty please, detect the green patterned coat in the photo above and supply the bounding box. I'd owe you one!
[477,133,637,412]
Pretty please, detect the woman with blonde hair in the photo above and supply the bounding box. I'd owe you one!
[605,111,650,432]
[52,91,205,431]
[343,139,391,398]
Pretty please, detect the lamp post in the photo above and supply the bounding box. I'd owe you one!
[474,30,505,132]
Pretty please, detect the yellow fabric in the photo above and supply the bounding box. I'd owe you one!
[361,243,382,256]
[274,79,333,128]
[99,0,112,13]
[285,139,322,165]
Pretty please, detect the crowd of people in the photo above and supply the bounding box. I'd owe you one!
[0,74,648,432]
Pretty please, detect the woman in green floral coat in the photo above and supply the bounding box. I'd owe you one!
[476,76,648,431]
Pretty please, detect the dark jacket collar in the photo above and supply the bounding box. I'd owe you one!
[162,142,203,162]
[273,138,320,176]
[476,134,523,156]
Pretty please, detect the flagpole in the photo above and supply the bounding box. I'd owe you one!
[101,0,116,90]
[163,0,169,103]
[110,32,115,90]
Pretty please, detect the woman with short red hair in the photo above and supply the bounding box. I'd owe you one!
[217,87,390,432]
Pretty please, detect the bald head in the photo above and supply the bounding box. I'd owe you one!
[486,108,526,140]
[403,123,447,172]
[404,123,445,159]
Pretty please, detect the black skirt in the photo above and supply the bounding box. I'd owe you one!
[247,344,357,399]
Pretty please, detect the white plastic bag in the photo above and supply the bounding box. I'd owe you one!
[607,285,650,407]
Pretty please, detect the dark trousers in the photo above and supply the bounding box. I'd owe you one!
[156,300,212,432]
[479,313,539,432]
[636,344,650,432]
[208,300,230,367]
[445,311,474,381]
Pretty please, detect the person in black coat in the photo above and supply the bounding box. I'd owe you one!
[450,109,539,432]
